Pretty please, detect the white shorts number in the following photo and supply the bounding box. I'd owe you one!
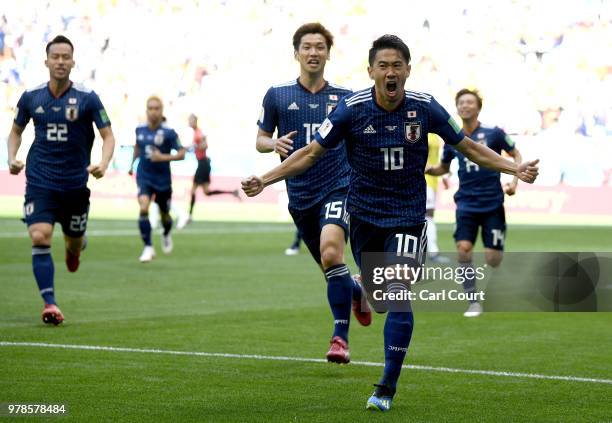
[69,213,88,233]
[324,201,343,219]
[491,229,505,246]
[395,233,418,258]
[24,202,34,217]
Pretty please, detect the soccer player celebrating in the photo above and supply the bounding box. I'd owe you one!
[128,97,185,262]
[182,113,240,227]
[426,88,523,317]
[243,35,539,411]
[7,35,116,325]
[255,23,371,364]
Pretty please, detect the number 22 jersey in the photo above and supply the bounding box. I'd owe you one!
[14,82,111,191]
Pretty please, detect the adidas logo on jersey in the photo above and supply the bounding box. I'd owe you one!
[35,106,45,114]
[287,102,299,110]
[363,125,376,134]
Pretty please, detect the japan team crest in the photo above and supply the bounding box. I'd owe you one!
[404,122,421,143]
[65,105,79,121]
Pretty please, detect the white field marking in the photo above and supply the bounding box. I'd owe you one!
[0,225,291,239]
[1,341,611,385]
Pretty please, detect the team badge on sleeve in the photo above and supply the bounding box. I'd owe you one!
[318,118,333,139]
[404,122,421,143]
[448,116,462,134]
[100,109,110,124]
[65,105,79,121]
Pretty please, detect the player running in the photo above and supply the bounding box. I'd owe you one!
[243,35,539,412]
[426,88,522,317]
[181,113,240,227]
[129,96,185,262]
[255,22,371,364]
[7,35,116,325]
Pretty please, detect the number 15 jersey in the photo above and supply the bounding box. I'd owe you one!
[258,79,351,210]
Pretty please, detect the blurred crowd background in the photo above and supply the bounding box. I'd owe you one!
[1,0,610,186]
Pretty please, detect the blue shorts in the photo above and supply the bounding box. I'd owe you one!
[454,206,506,250]
[349,216,427,270]
[23,185,90,238]
[350,215,427,313]
[288,189,349,264]
[137,181,172,214]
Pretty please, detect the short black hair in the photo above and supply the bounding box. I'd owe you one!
[455,88,483,110]
[293,23,334,51]
[368,34,411,66]
[46,35,74,55]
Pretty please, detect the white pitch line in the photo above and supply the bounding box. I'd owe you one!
[0,225,291,239]
[2,341,611,385]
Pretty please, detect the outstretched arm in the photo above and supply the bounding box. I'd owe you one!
[503,147,522,195]
[7,123,25,175]
[454,137,538,183]
[242,141,327,197]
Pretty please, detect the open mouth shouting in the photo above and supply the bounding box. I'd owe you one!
[385,79,399,98]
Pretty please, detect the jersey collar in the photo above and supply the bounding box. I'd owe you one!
[47,80,73,99]
[296,78,328,95]
[463,121,481,137]
[371,86,405,113]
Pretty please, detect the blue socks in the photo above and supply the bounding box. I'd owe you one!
[139,215,152,246]
[351,276,363,302]
[162,216,173,236]
[32,246,55,305]
[460,261,477,303]
[325,264,353,342]
[381,311,414,390]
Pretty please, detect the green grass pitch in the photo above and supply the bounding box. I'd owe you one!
[1,218,611,422]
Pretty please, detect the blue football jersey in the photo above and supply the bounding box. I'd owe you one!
[315,87,465,228]
[135,124,182,191]
[441,123,515,213]
[258,79,351,210]
[14,82,111,191]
